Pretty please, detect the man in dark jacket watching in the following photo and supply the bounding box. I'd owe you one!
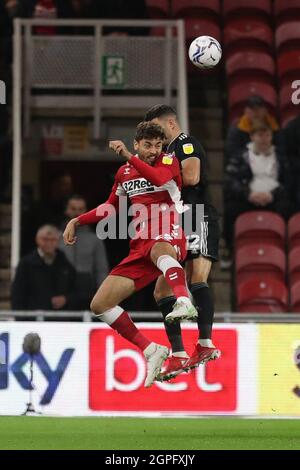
[224,119,293,250]
[11,224,78,310]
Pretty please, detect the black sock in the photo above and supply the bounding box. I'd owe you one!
[190,282,214,339]
[157,296,185,353]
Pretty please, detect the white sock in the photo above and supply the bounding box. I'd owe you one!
[97,305,123,325]
[198,339,215,348]
[173,351,189,359]
[156,254,183,275]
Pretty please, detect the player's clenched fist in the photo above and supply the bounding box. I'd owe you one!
[63,218,79,245]
[109,140,132,160]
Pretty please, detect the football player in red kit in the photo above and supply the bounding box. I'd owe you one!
[63,122,197,387]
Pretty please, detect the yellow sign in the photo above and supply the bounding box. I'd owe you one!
[162,156,173,165]
[259,325,300,415]
[183,143,194,155]
[63,126,89,155]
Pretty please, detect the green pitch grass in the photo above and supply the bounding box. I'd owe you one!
[0,417,299,450]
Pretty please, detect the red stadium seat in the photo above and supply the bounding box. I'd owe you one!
[235,244,286,283]
[235,211,286,250]
[184,18,221,42]
[288,246,300,285]
[288,213,300,250]
[223,0,272,18]
[146,0,169,18]
[274,0,300,25]
[290,280,300,312]
[172,0,221,19]
[237,278,288,313]
[275,22,300,52]
[228,80,277,113]
[226,50,275,84]
[277,50,300,82]
[224,18,273,51]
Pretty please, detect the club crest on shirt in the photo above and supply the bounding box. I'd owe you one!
[162,153,174,165]
[183,143,194,155]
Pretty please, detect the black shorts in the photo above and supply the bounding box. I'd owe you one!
[183,204,220,262]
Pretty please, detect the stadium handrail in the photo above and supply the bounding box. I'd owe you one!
[0,311,300,323]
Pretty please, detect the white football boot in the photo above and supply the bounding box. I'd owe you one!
[143,343,169,388]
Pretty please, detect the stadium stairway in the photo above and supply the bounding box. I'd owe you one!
[0,203,12,309]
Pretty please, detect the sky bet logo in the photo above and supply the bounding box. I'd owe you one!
[0,333,74,405]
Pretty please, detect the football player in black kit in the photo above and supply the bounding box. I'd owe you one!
[144,104,221,380]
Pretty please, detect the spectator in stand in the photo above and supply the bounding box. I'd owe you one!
[11,224,81,310]
[223,119,293,252]
[225,95,282,163]
[283,113,300,208]
[59,195,109,301]
[17,0,75,34]
[22,172,74,254]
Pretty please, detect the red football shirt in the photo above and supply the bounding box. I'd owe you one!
[78,152,186,230]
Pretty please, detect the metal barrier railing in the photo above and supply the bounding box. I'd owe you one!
[1,311,300,323]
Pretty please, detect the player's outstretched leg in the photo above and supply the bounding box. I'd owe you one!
[151,242,198,324]
[91,275,169,387]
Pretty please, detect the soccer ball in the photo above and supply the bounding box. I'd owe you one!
[188,36,222,69]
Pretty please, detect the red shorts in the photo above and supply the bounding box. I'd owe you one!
[110,219,187,291]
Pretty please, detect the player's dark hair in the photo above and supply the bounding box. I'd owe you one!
[144,104,177,122]
[134,121,166,142]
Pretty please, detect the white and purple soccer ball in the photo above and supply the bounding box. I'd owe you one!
[188,35,222,69]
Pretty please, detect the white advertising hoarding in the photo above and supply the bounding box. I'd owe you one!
[0,322,257,416]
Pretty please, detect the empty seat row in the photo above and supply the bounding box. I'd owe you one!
[147,0,221,19]
[235,211,300,312]
[235,211,300,250]
[236,244,300,286]
[147,1,300,21]
[237,278,288,313]
[237,276,300,313]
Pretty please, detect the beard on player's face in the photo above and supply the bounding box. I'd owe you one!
[135,139,162,165]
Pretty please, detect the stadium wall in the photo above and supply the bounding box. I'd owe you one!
[0,323,299,417]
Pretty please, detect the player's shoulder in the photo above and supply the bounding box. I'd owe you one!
[176,134,205,158]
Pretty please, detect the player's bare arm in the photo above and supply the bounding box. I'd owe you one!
[181,157,200,186]
[63,217,80,245]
